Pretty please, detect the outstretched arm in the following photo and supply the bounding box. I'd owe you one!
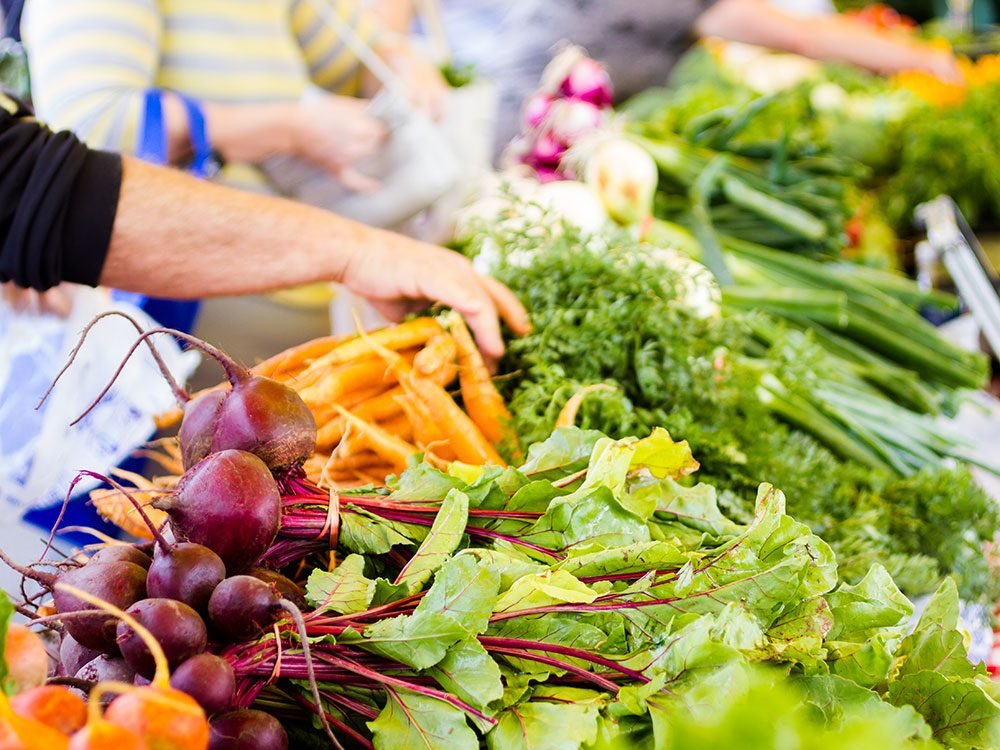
[695,0,961,82]
[104,157,528,358]
[0,96,527,359]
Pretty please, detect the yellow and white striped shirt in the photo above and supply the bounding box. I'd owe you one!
[23,0,378,192]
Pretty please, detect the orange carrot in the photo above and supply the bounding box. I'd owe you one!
[414,334,457,378]
[333,406,418,473]
[447,313,519,455]
[396,392,458,462]
[555,384,618,429]
[299,318,444,381]
[316,386,405,450]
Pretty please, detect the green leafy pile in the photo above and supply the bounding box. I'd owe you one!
[882,82,1000,230]
[467,222,998,601]
[260,429,1000,749]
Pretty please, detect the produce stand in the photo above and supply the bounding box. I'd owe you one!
[5,19,1000,750]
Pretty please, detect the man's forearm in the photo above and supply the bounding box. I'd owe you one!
[696,0,950,76]
[100,156,381,297]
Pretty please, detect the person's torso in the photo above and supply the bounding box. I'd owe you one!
[442,0,717,153]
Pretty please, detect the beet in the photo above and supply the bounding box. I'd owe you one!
[88,545,153,569]
[147,542,226,613]
[170,654,236,716]
[75,654,135,685]
[207,576,283,641]
[0,550,146,652]
[159,450,281,573]
[59,634,101,676]
[248,568,306,609]
[52,562,148,652]
[116,599,208,678]
[209,710,288,750]
[181,376,316,472]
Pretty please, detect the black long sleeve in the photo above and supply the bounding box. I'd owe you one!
[0,91,122,291]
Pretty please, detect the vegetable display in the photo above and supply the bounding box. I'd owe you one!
[460,215,998,602]
[156,314,518,488]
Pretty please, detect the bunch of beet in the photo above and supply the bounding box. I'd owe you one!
[2,315,335,749]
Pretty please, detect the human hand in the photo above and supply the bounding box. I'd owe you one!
[1,283,73,316]
[338,236,530,364]
[293,95,388,191]
[378,38,449,120]
[918,47,964,85]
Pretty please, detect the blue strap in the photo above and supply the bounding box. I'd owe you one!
[139,88,216,177]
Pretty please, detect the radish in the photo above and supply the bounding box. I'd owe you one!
[116,599,208,678]
[545,99,605,144]
[559,56,613,106]
[170,655,235,716]
[208,710,288,750]
[523,92,554,129]
[155,451,281,573]
[0,550,147,653]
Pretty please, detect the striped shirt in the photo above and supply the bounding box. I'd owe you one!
[22,0,378,192]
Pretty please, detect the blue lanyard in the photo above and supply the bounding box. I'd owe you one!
[139,89,217,178]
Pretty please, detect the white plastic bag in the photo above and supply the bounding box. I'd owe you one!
[0,287,198,511]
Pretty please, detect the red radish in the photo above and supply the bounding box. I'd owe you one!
[0,550,147,652]
[531,130,568,166]
[169,655,235,716]
[546,99,604,143]
[116,599,208,678]
[208,710,287,750]
[523,92,554,129]
[4,624,49,693]
[560,56,613,106]
[56,584,210,750]
[11,686,86,734]
[59,634,101,676]
[155,451,281,573]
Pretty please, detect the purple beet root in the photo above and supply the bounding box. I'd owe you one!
[147,542,226,613]
[209,710,288,750]
[248,568,306,609]
[59,634,101,676]
[51,562,148,652]
[116,598,208,678]
[75,654,135,684]
[207,576,282,641]
[158,450,281,573]
[170,654,236,715]
[88,545,153,569]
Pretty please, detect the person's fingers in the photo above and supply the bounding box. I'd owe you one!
[337,167,382,194]
[39,287,73,317]
[479,275,531,336]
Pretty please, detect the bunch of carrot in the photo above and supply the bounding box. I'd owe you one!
[156,314,519,488]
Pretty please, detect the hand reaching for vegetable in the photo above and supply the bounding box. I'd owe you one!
[293,94,388,192]
[1,282,73,317]
[375,35,449,120]
[338,238,530,364]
